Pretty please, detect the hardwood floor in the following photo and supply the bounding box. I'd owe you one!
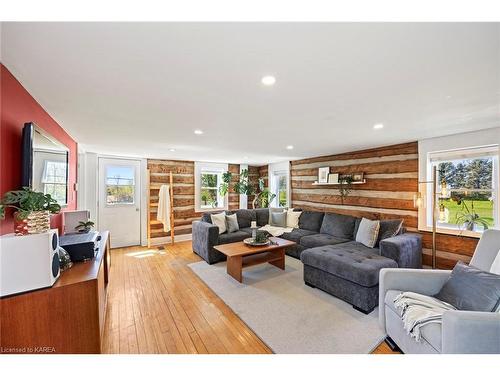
[101,241,396,354]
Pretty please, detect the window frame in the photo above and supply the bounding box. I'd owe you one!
[423,146,499,236]
[105,165,136,206]
[194,162,228,212]
[41,160,68,205]
[271,170,289,208]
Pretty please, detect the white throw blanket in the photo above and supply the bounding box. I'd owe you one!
[259,224,294,237]
[157,184,171,232]
[393,292,456,342]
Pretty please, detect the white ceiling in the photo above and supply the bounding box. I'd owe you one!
[2,22,499,165]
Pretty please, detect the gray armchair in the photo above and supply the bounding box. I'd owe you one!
[379,229,500,354]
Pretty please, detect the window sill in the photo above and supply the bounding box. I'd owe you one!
[418,226,482,239]
[195,206,228,213]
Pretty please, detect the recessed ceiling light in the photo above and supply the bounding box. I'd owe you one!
[194,129,203,135]
[169,148,175,152]
[261,75,276,86]
[286,145,294,150]
[373,123,384,130]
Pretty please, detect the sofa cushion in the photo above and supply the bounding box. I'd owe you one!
[355,217,380,248]
[376,219,404,246]
[286,209,301,228]
[211,212,227,234]
[218,230,251,245]
[255,208,269,227]
[280,228,317,243]
[300,233,349,248]
[239,227,254,236]
[225,213,239,233]
[300,243,397,287]
[434,261,500,312]
[235,209,256,229]
[385,289,442,352]
[270,211,287,227]
[298,211,325,232]
[320,213,357,239]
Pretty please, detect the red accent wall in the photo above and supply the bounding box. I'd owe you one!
[1,64,78,235]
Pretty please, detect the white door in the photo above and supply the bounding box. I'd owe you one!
[98,158,141,248]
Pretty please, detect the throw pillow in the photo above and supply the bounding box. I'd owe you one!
[490,250,500,275]
[270,211,287,228]
[225,213,239,233]
[355,218,380,248]
[268,207,286,225]
[286,208,301,228]
[376,219,404,246]
[434,261,500,312]
[210,212,227,234]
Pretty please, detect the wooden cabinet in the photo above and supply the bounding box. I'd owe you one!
[0,231,110,354]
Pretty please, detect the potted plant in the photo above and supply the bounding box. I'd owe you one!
[453,196,489,232]
[252,177,276,209]
[75,220,95,233]
[338,174,354,204]
[0,187,61,235]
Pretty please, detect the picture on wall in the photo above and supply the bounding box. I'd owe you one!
[328,173,339,184]
[318,167,330,183]
[352,172,364,182]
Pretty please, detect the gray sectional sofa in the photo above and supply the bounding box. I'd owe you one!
[192,208,422,313]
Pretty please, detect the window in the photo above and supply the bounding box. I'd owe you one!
[105,166,135,205]
[42,161,67,204]
[268,161,290,208]
[427,146,499,234]
[272,171,288,208]
[195,162,228,212]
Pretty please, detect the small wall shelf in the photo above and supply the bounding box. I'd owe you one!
[312,179,366,186]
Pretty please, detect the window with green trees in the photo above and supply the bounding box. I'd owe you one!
[431,150,498,233]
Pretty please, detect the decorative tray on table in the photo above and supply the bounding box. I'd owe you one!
[243,238,270,246]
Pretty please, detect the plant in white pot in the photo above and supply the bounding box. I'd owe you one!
[0,187,61,235]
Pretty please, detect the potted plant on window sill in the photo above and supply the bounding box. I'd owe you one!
[0,187,61,235]
[452,195,490,233]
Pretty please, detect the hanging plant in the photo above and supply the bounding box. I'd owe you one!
[338,174,354,204]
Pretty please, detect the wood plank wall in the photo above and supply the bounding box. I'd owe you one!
[148,160,197,240]
[148,160,250,240]
[290,142,478,269]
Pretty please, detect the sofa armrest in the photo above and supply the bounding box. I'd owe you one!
[379,268,451,332]
[191,220,220,264]
[379,233,422,268]
[442,310,500,353]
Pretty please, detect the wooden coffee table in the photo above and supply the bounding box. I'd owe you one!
[214,237,295,283]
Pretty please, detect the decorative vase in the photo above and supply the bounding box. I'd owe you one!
[58,246,73,271]
[15,210,51,235]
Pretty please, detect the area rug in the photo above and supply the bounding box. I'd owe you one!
[188,256,385,354]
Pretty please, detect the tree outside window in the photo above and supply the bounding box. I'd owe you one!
[200,172,222,208]
[434,156,496,232]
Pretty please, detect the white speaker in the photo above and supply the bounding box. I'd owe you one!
[0,229,61,297]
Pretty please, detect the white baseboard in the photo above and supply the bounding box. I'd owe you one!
[150,233,192,246]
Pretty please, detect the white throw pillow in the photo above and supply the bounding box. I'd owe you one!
[286,209,301,228]
[210,212,227,234]
[355,218,380,248]
[490,249,500,275]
